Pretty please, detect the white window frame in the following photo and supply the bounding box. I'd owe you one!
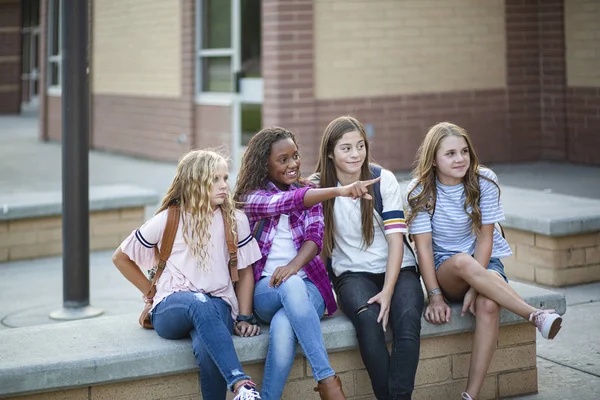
[47,0,62,96]
[195,0,240,106]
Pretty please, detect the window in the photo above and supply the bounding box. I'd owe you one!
[196,0,234,95]
[47,0,62,92]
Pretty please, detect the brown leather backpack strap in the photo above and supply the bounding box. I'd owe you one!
[144,206,181,298]
[223,210,239,283]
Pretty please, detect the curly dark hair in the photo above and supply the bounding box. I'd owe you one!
[233,126,302,203]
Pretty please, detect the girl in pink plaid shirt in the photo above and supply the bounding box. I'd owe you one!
[234,127,379,400]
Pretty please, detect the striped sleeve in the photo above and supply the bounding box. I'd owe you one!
[234,210,262,269]
[136,210,166,248]
[380,169,407,234]
[479,168,505,225]
[406,179,432,235]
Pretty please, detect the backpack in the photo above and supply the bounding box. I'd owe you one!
[139,205,239,329]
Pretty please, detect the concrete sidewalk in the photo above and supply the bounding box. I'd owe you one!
[1,115,600,399]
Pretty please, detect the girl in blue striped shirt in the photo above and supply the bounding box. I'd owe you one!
[407,122,563,400]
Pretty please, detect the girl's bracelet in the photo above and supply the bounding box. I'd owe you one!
[427,288,443,297]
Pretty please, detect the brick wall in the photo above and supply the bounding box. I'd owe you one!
[0,0,21,114]
[565,0,600,165]
[91,0,195,160]
[504,227,600,286]
[262,0,319,169]
[92,0,182,98]
[0,207,144,262]
[313,0,506,99]
[7,323,538,400]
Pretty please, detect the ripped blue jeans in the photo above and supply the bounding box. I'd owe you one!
[152,291,250,399]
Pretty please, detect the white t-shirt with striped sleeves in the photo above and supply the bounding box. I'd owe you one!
[331,168,417,276]
[407,167,512,261]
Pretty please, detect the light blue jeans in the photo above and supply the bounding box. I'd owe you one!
[151,291,250,399]
[254,275,334,400]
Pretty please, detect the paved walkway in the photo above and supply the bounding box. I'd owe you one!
[1,115,600,399]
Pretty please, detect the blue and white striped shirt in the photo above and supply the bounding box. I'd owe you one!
[407,168,512,260]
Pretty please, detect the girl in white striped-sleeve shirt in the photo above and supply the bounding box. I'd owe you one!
[406,122,564,400]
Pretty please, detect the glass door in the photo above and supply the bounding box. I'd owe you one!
[196,0,262,173]
[21,0,41,112]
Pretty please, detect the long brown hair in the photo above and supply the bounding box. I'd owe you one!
[234,126,304,203]
[314,116,374,258]
[157,149,237,271]
[406,122,499,236]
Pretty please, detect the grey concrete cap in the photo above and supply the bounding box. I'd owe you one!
[501,187,600,236]
[0,282,565,397]
[0,184,160,220]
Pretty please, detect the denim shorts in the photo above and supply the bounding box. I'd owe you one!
[434,253,508,283]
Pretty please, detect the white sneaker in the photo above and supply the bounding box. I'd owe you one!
[461,392,473,400]
[233,384,261,400]
[529,309,562,339]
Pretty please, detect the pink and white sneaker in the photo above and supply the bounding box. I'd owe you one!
[461,392,473,400]
[529,309,562,339]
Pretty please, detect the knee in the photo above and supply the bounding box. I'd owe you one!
[353,306,383,334]
[279,275,307,300]
[476,295,500,318]
[452,253,478,275]
[392,305,422,337]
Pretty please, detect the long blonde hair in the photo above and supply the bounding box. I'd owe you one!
[406,122,499,236]
[157,149,237,271]
[314,116,374,258]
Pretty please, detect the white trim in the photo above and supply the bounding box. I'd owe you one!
[198,49,235,57]
[48,86,62,96]
[195,93,234,106]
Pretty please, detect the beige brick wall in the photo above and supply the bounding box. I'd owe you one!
[565,0,600,87]
[503,228,600,286]
[8,323,538,400]
[0,208,145,262]
[314,0,507,99]
[92,0,182,97]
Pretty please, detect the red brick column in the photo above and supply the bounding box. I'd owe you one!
[505,0,542,162]
[262,0,319,170]
[0,0,22,114]
[539,0,567,161]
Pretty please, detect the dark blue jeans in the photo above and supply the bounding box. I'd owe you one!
[151,291,250,399]
[334,267,424,400]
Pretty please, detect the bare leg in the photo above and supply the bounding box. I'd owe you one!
[465,286,501,398]
[436,253,536,320]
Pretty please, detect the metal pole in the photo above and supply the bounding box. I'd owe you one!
[50,0,102,320]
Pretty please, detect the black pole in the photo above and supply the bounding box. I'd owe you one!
[50,0,102,320]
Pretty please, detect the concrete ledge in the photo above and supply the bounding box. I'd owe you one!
[0,184,159,221]
[0,185,159,262]
[501,187,600,236]
[0,282,565,398]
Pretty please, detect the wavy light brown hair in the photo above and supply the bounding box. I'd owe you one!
[406,122,499,236]
[157,149,237,271]
[314,116,374,258]
[234,126,306,202]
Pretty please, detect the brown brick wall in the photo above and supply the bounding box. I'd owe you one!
[262,0,319,169]
[567,87,600,165]
[315,90,509,172]
[540,0,568,161]
[194,104,232,150]
[90,0,195,160]
[0,0,21,114]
